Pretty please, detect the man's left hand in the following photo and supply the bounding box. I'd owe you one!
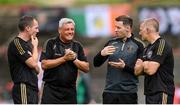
[108,58,125,69]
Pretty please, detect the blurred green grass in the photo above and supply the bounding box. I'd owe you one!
[0,0,180,6]
[0,0,29,4]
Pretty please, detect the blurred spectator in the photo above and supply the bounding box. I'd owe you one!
[174,85,180,104]
[77,72,91,104]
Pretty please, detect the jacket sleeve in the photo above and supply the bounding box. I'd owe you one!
[93,51,108,67]
[93,40,111,67]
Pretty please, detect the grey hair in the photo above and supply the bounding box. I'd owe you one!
[59,18,75,28]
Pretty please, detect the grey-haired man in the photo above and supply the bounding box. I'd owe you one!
[40,18,89,104]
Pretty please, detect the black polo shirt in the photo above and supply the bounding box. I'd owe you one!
[40,36,87,88]
[7,37,38,90]
[143,38,174,95]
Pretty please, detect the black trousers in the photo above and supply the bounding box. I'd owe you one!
[12,83,38,104]
[41,83,77,104]
[103,92,137,104]
[146,92,174,104]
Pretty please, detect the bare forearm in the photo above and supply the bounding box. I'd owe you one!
[32,46,39,62]
[134,59,144,76]
[34,64,40,74]
[41,57,66,70]
[134,67,144,76]
[143,61,159,75]
[73,59,89,73]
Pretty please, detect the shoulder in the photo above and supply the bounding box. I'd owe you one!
[106,37,118,45]
[44,37,57,46]
[46,37,57,43]
[12,37,22,45]
[42,37,57,52]
[156,38,171,54]
[8,37,17,51]
[10,37,26,55]
[157,38,169,46]
[156,38,167,49]
[131,37,145,48]
[109,37,117,42]
[72,40,83,47]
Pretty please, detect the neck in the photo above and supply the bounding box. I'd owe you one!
[122,33,131,41]
[127,33,132,38]
[59,36,71,43]
[18,32,29,41]
[149,33,160,44]
[122,37,127,42]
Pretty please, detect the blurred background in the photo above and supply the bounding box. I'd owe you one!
[0,0,180,104]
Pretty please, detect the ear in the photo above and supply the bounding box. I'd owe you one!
[58,28,61,33]
[125,25,130,32]
[25,26,31,32]
[127,26,131,30]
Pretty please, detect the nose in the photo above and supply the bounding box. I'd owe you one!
[69,30,74,34]
[37,29,39,33]
[115,28,117,32]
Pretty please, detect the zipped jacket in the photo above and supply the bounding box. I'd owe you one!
[94,36,144,93]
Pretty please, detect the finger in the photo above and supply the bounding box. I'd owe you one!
[137,59,142,61]
[105,46,115,51]
[108,62,113,65]
[109,62,118,65]
[31,35,34,40]
[73,53,77,57]
[108,62,114,66]
[107,45,115,48]
[118,58,124,63]
[107,48,116,52]
[108,49,116,53]
[107,52,114,55]
[108,47,116,51]
[110,63,118,67]
[65,49,71,54]
[34,37,37,40]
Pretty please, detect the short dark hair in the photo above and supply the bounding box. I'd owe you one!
[115,15,133,28]
[18,15,35,31]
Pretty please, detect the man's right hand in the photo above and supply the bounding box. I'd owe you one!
[63,49,77,61]
[134,59,144,76]
[31,35,38,48]
[101,45,116,56]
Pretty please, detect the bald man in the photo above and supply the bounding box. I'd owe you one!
[134,18,175,104]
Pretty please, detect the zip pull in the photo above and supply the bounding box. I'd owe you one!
[121,39,126,51]
[121,42,125,51]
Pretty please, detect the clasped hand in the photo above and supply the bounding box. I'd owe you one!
[64,49,77,61]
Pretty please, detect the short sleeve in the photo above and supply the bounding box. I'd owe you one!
[40,39,54,61]
[13,38,31,62]
[150,39,169,64]
[77,43,87,62]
